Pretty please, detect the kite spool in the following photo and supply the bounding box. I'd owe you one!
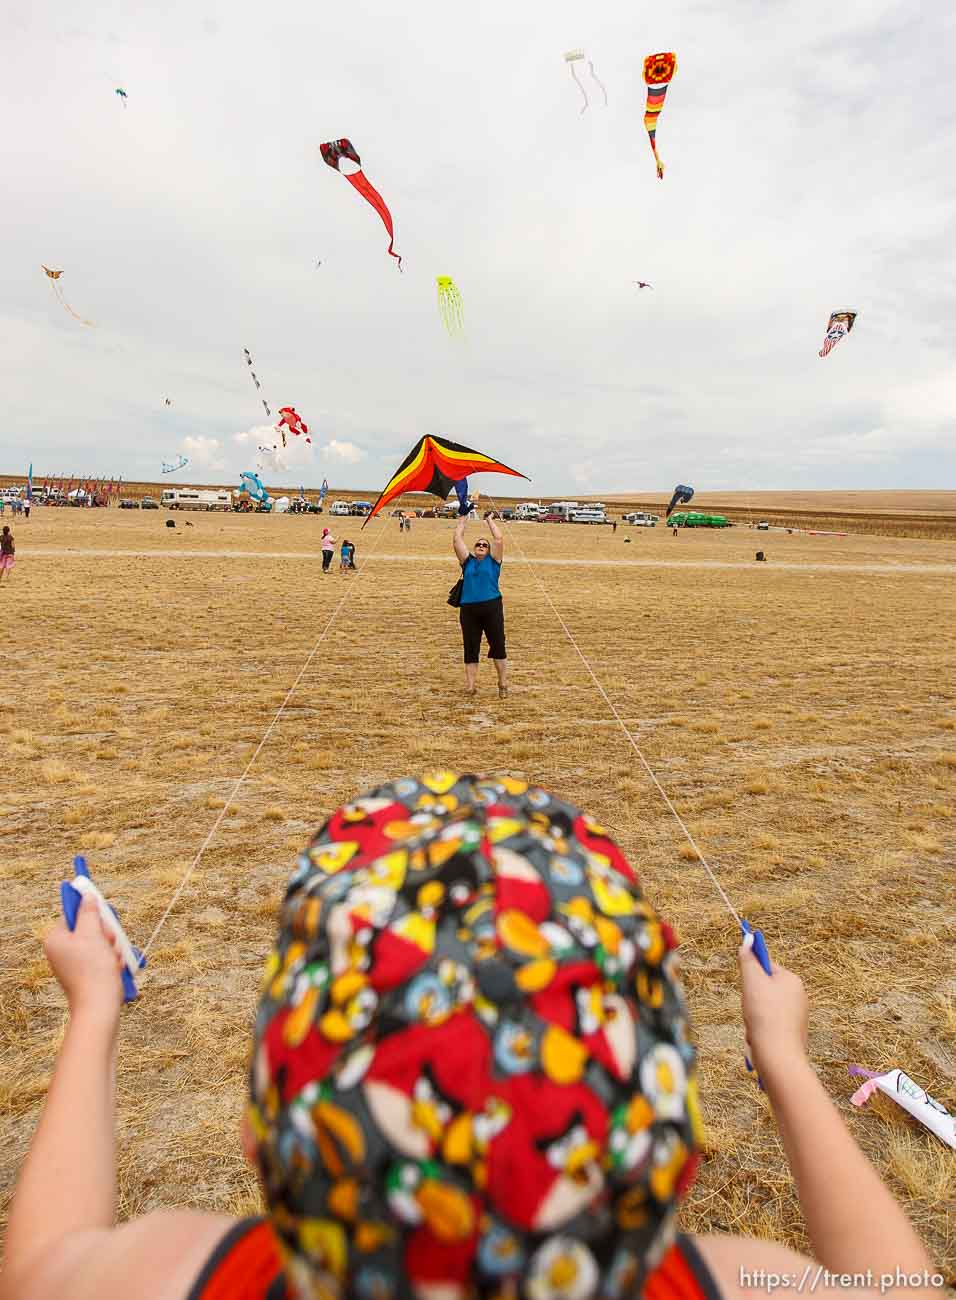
[755,551,765,561]
[166,519,176,529]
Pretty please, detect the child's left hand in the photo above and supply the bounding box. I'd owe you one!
[44,896,125,1025]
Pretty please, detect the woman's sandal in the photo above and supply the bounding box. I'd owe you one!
[498,686,509,699]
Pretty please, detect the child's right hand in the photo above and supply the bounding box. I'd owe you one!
[738,941,809,1080]
[44,896,124,1026]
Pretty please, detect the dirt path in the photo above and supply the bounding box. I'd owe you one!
[19,547,956,575]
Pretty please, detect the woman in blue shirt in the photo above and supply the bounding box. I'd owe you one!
[453,513,508,697]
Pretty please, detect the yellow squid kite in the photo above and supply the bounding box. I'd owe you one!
[436,276,464,336]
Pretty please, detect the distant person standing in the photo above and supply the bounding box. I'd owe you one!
[321,527,335,573]
[0,526,15,583]
[23,498,31,520]
[339,538,355,572]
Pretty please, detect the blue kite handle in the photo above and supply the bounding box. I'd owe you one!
[741,919,772,975]
[741,919,772,1087]
[60,855,144,1003]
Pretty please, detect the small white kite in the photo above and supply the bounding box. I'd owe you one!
[563,50,608,114]
[849,1065,956,1150]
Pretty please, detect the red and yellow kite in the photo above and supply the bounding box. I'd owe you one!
[363,436,528,526]
[643,52,677,179]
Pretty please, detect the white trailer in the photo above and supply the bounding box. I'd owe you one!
[546,501,581,520]
[161,488,232,511]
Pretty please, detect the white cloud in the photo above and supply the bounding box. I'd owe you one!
[182,436,226,470]
[321,440,366,464]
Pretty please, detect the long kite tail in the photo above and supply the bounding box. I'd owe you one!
[644,85,670,179]
[587,60,608,107]
[568,62,589,113]
[52,282,94,326]
[346,170,403,270]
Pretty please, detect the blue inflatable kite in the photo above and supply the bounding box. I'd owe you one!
[666,484,694,517]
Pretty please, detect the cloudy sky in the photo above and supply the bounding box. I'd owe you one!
[4,0,954,493]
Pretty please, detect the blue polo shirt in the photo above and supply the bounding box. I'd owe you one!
[461,553,501,604]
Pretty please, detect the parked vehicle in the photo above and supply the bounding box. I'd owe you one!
[161,488,231,511]
[756,520,770,531]
[540,511,569,523]
[141,497,159,509]
[544,501,581,520]
[669,511,731,528]
[569,508,609,524]
[500,508,515,521]
[623,512,658,527]
[119,499,140,510]
[350,500,372,516]
[330,501,351,516]
[515,502,544,521]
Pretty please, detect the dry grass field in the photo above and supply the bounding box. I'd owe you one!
[1,507,954,1273]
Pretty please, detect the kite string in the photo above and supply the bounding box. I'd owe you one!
[587,61,609,107]
[486,497,741,927]
[568,63,589,113]
[139,517,391,959]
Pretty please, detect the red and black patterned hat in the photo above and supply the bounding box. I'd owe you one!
[249,773,702,1300]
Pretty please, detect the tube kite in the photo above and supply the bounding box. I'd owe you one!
[436,276,464,335]
[320,139,402,270]
[563,50,608,114]
[41,266,94,326]
[643,52,677,179]
[242,347,271,417]
[275,406,311,448]
[666,484,694,517]
[161,456,189,474]
[849,1066,956,1150]
[818,310,857,359]
[319,477,329,506]
[363,435,528,527]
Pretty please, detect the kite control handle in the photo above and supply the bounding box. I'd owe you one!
[60,856,145,1003]
[741,919,772,975]
[740,919,772,1086]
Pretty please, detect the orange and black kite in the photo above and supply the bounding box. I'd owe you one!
[363,436,528,526]
[320,138,402,270]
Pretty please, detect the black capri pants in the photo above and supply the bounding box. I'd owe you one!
[459,596,506,663]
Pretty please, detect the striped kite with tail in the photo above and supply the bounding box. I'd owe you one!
[643,52,677,179]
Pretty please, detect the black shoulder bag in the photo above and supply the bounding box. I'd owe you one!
[447,559,466,607]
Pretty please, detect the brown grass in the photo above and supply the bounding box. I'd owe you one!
[1,508,954,1271]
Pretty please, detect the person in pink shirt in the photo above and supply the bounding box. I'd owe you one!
[320,526,335,573]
